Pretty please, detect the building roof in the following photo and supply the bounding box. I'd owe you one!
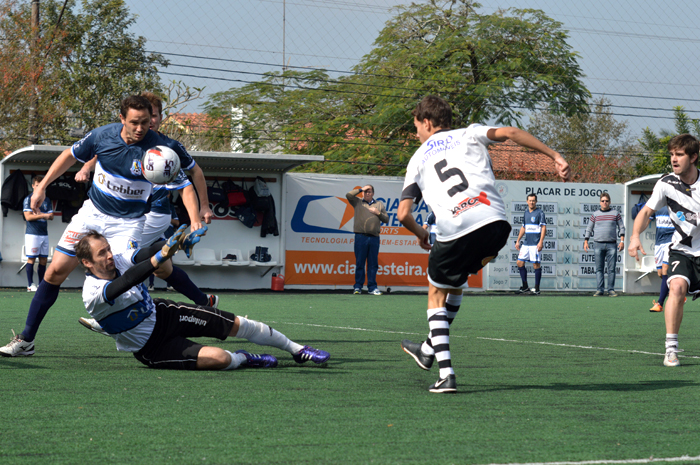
[488,140,557,175]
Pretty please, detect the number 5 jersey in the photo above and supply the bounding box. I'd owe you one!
[401,124,507,242]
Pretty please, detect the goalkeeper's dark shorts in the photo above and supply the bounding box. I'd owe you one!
[133,299,236,370]
[428,220,511,289]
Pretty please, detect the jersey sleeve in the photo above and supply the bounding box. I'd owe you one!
[165,169,192,190]
[400,158,423,203]
[23,196,31,212]
[170,139,196,171]
[468,124,500,146]
[44,198,54,214]
[70,130,98,163]
[539,210,547,226]
[646,182,667,211]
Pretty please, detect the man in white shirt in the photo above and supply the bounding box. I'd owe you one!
[398,95,570,393]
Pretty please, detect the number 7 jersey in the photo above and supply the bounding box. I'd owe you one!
[401,124,507,242]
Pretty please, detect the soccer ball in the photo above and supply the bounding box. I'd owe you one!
[142,145,181,184]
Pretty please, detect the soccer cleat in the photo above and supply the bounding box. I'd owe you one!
[529,288,540,295]
[206,294,219,309]
[235,350,278,368]
[428,374,457,393]
[353,289,361,295]
[78,317,110,336]
[517,284,529,294]
[664,350,680,367]
[650,301,663,312]
[369,289,383,295]
[147,285,155,291]
[593,291,604,297]
[401,339,434,370]
[0,330,35,357]
[27,284,37,292]
[608,290,619,297]
[293,345,331,364]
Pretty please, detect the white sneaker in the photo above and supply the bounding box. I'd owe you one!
[369,289,383,295]
[0,330,35,357]
[78,318,110,337]
[27,284,37,292]
[664,350,680,367]
[147,285,154,291]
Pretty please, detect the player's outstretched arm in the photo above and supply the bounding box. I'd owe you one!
[628,206,654,261]
[75,157,97,183]
[31,148,76,213]
[488,127,571,182]
[180,185,204,232]
[398,198,431,250]
[186,164,213,224]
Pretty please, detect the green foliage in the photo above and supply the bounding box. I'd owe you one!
[204,0,590,175]
[636,106,699,176]
[0,0,166,152]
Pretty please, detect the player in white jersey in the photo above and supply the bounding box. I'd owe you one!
[0,95,211,357]
[75,228,330,370]
[628,134,700,367]
[398,95,570,393]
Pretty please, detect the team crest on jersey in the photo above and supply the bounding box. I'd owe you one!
[126,240,138,250]
[130,160,142,176]
[451,191,491,217]
[530,215,536,222]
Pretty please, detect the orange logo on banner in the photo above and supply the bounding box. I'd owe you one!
[285,250,482,288]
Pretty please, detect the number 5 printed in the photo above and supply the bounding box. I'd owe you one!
[434,159,469,197]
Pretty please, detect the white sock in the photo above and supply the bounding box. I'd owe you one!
[666,334,678,352]
[421,336,435,356]
[222,350,246,370]
[235,317,303,354]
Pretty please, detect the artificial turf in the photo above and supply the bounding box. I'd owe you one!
[1,290,699,464]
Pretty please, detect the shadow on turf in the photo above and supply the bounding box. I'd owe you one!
[468,379,699,393]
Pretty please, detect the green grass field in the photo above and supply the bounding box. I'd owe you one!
[1,290,700,464]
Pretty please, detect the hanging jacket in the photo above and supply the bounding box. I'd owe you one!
[1,170,29,217]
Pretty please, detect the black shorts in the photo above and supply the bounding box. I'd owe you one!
[133,299,236,370]
[667,250,700,294]
[428,220,511,289]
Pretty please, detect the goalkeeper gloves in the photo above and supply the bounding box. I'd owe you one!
[154,224,188,264]
[180,225,208,258]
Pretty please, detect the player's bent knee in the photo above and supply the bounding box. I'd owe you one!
[196,346,229,370]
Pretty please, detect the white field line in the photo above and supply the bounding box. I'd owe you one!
[266,321,700,360]
[483,455,700,465]
[266,321,699,465]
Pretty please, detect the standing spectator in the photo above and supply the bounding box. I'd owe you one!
[23,175,53,292]
[649,206,674,312]
[583,192,625,296]
[514,193,546,295]
[346,185,389,295]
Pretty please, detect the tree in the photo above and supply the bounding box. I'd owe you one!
[204,0,590,175]
[636,106,700,176]
[0,0,167,152]
[526,96,637,182]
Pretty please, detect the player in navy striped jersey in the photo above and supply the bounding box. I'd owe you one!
[23,175,54,292]
[76,229,329,370]
[0,95,211,357]
[629,134,700,367]
[398,95,570,393]
[648,206,674,312]
[515,193,546,295]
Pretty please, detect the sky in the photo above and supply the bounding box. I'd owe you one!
[123,0,700,139]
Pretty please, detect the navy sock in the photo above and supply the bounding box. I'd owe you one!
[534,268,542,289]
[149,274,155,287]
[518,266,528,287]
[22,281,61,341]
[659,275,669,305]
[165,266,207,305]
[37,264,46,283]
[26,263,34,287]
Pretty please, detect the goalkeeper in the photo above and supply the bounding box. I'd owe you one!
[75,226,330,370]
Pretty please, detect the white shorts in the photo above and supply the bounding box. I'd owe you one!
[655,243,670,269]
[56,200,145,257]
[140,212,172,247]
[25,234,49,258]
[517,245,541,264]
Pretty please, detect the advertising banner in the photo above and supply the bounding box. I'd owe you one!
[284,174,482,288]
